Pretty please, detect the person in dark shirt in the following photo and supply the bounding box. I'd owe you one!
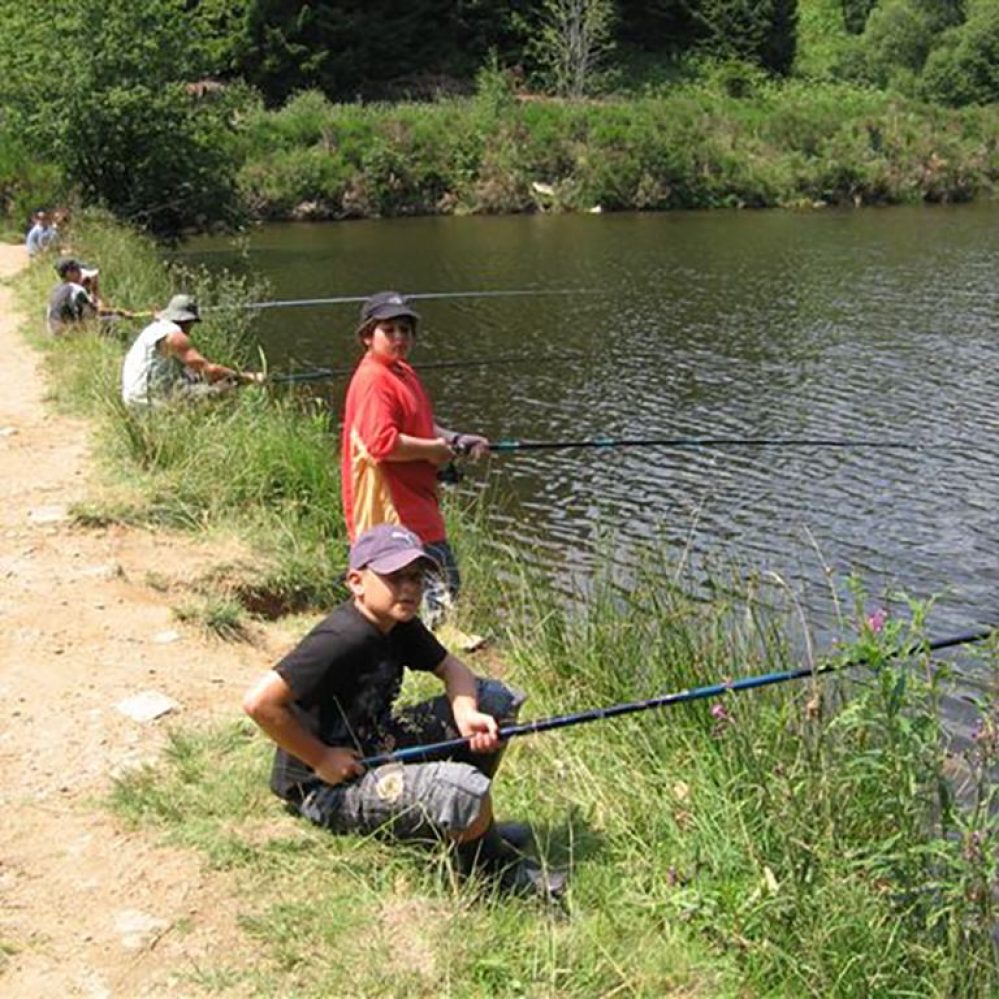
[243,523,565,898]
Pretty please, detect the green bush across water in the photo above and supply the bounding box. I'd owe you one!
[235,84,998,221]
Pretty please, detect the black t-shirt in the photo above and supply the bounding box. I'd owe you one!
[269,599,446,802]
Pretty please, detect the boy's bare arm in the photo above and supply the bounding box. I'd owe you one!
[242,670,364,785]
[387,432,454,465]
[164,329,238,384]
[434,655,499,753]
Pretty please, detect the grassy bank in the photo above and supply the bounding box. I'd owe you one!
[237,82,999,221]
[15,213,351,622]
[14,215,999,994]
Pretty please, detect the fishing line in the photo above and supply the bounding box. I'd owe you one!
[266,351,585,384]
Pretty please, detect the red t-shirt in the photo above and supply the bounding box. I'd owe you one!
[340,353,446,544]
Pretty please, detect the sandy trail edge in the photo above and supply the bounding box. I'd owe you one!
[0,245,285,995]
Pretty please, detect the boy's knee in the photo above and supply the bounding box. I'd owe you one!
[452,792,492,842]
[475,678,527,721]
[412,761,491,837]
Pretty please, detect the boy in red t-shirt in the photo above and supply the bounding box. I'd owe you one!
[341,291,489,626]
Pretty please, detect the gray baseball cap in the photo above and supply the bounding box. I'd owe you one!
[355,291,420,335]
[348,524,438,574]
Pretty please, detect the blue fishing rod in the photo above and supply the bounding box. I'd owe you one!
[359,628,993,768]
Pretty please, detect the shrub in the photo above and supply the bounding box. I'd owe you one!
[0,0,243,237]
[921,0,999,106]
[0,128,66,227]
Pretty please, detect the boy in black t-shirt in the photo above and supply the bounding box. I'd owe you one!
[243,523,564,898]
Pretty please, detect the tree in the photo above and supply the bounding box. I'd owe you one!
[526,0,618,97]
[616,0,701,52]
[921,0,999,105]
[859,0,966,86]
[841,0,878,34]
[694,0,799,75]
[225,0,536,104]
[0,0,241,235]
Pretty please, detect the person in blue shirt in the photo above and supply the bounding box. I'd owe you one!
[26,211,58,257]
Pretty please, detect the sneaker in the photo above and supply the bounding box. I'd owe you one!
[495,821,534,852]
[499,857,568,900]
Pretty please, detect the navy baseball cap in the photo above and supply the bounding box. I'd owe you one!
[348,524,438,574]
[356,291,420,334]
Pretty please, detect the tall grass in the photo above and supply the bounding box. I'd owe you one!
[110,551,999,995]
[14,210,348,617]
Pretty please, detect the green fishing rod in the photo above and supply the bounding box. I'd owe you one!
[360,627,993,768]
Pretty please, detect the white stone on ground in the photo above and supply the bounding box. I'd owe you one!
[115,690,180,723]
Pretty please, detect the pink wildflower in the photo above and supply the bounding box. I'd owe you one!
[866,607,888,633]
[710,703,730,721]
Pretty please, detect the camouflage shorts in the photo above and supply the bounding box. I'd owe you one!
[299,677,525,840]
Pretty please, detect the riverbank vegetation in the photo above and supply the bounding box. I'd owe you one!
[1,0,996,235]
[13,211,999,993]
[111,572,999,995]
[236,81,996,219]
[16,213,351,621]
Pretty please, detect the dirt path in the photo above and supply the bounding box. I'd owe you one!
[0,246,281,994]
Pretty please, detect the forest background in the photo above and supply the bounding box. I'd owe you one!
[0,0,996,237]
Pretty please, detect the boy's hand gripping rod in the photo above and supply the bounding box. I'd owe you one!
[359,628,993,768]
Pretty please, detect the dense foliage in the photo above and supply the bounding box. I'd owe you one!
[0,0,995,236]
[233,83,997,219]
[0,0,241,236]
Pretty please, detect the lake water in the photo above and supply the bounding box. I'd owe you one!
[184,205,999,723]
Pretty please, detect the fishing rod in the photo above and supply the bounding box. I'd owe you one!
[98,307,154,321]
[479,436,917,453]
[359,628,994,768]
[268,368,334,385]
[225,288,588,313]
[266,351,586,385]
